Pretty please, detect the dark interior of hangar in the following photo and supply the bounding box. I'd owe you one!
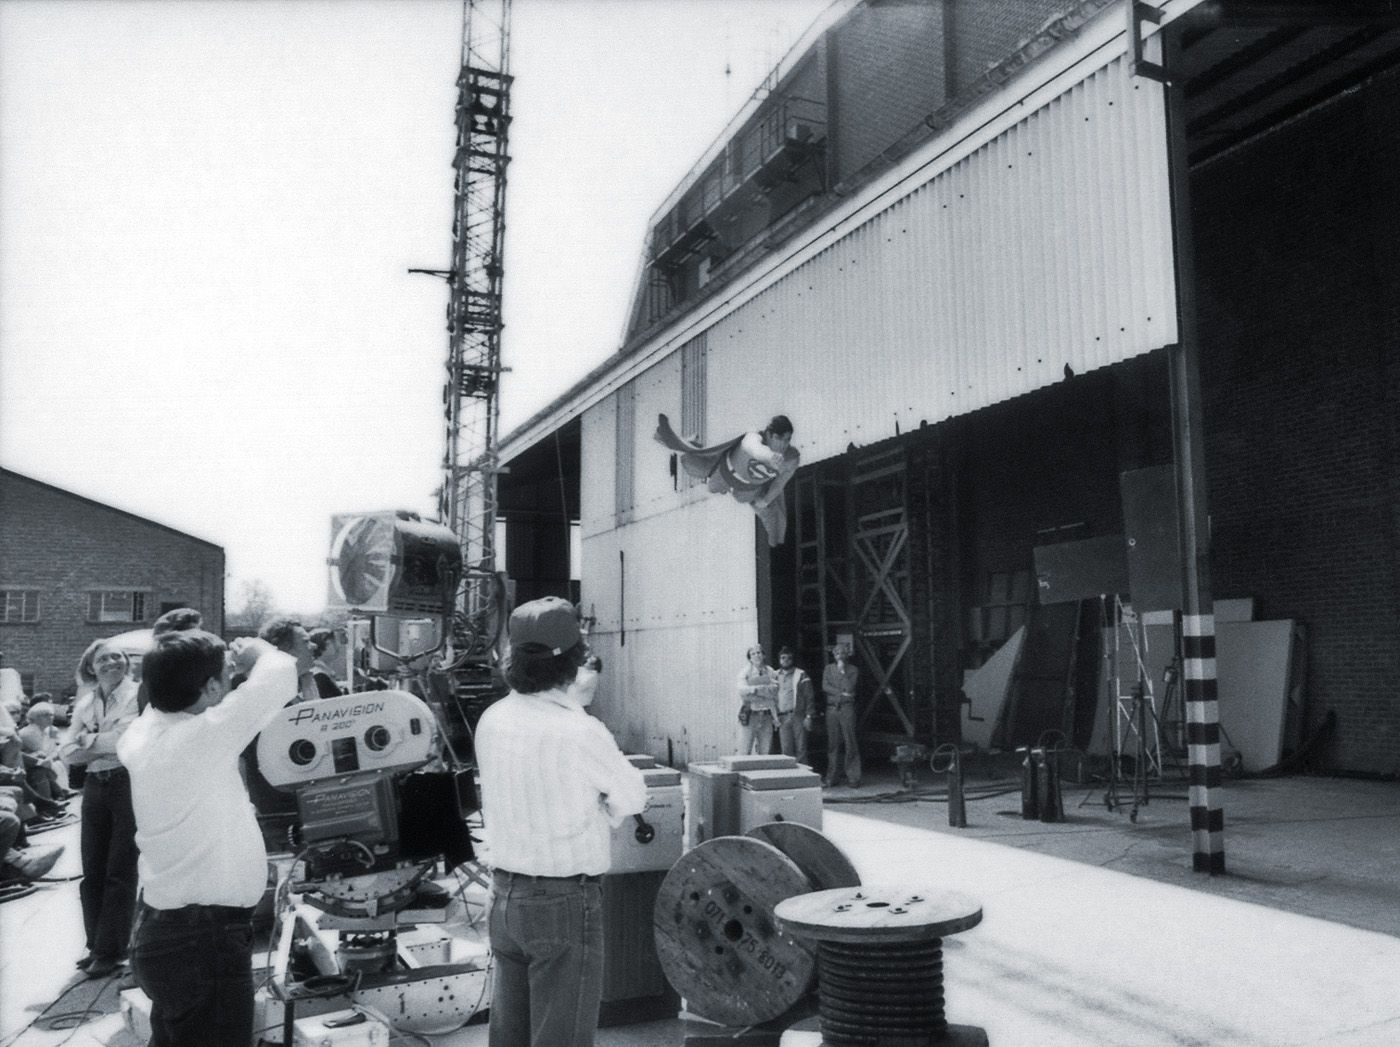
[496,417,581,608]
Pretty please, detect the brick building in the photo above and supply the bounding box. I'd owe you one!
[0,468,225,697]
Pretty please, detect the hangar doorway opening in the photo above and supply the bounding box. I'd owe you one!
[497,416,582,611]
[764,350,1175,760]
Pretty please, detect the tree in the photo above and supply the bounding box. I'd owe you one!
[228,579,278,629]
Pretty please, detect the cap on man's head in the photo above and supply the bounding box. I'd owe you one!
[509,596,581,656]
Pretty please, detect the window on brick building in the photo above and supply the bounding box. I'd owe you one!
[87,590,148,623]
[0,589,41,622]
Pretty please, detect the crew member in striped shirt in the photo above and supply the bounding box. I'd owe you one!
[476,596,647,1047]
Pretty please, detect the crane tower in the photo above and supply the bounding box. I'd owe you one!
[441,0,512,663]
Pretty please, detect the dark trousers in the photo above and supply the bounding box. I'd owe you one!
[826,700,862,786]
[488,870,604,1047]
[79,770,140,960]
[131,902,255,1047]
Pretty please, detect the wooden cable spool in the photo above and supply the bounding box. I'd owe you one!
[745,822,861,893]
[653,836,820,1026]
[774,885,987,1046]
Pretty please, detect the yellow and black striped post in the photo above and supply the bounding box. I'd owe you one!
[1182,612,1224,872]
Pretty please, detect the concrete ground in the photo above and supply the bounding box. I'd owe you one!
[3,768,1399,1045]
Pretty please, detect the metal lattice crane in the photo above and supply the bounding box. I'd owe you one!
[436,0,512,666]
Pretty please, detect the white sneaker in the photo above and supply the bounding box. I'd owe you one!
[3,843,64,881]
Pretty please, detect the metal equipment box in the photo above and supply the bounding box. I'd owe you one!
[598,870,680,1026]
[685,761,739,849]
[737,766,823,832]
[610,767,683,873]
[718,754,797,772]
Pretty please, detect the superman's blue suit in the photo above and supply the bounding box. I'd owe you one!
[654,414,800,546]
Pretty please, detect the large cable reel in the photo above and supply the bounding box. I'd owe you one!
[653,824,861,1027]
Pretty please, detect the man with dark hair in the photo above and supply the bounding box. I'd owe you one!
[476,596,646,1047]
[118,631,296,1047]
[258,617,318,702]
[306,627,346,698]
[654,412,801,545]
[775,646,814,764]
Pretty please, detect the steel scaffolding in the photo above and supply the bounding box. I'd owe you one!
[442,0,512,662]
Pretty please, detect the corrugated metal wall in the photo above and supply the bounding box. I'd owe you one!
[700,52,1176,462]
[575,49,1177,764]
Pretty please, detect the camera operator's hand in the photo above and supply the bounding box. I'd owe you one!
[229,637,278,678]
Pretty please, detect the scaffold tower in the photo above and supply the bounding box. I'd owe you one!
[442,0,512,662]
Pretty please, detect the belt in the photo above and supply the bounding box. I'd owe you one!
[494,868,602,885]
[87,767,128,782]
[140,901,254,923]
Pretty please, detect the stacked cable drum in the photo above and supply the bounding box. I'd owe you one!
[775,886,987,1046]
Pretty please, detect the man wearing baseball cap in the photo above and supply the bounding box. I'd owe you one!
[475,596,647,1047]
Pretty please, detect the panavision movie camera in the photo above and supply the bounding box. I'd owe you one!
[257,689,475,918]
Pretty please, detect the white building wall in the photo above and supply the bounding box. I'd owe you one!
[580,359,758,765]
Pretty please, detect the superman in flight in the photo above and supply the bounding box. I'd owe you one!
[654,413,799,546]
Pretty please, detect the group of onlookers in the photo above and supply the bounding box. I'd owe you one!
[0,611,356,981]
[736,641,863,788]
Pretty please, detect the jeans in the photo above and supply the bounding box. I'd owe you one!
[79,770,139,961]
[776,712,808,764]
[488,870,604,1047]
[740,709,775,755]
[130,902,255,1047]
[826,701,862,786]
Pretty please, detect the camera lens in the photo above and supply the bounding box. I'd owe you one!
[290,739,316,765]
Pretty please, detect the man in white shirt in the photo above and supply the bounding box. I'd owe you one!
[118,630,297,1047]
[476,597,647,1047]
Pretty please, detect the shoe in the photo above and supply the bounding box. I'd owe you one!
[1,843,64,881]
[76,954,93,971]
[84,956,122,979]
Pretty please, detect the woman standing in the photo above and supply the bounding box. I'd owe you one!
[736,645,779,755]
[62,639,140,978]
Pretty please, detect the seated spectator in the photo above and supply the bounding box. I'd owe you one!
[0,699,64,823]
[51,690,75,729]
[20,702,72,801]
[1,803,63,884]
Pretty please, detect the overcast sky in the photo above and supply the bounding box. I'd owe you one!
[0,0,830,615]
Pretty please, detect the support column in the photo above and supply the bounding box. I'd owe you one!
[1162,23,1224,874]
